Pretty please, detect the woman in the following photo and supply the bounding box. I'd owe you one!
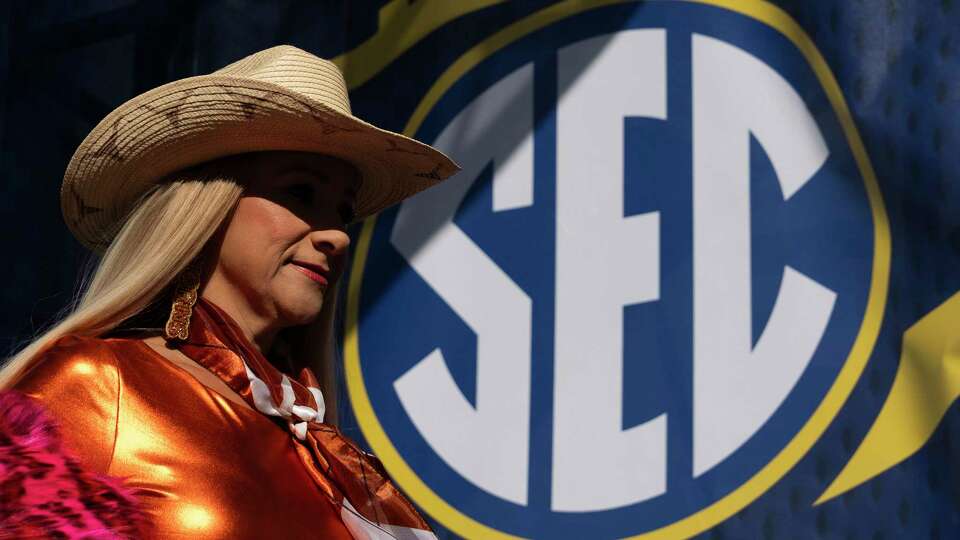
[0,45,458,538]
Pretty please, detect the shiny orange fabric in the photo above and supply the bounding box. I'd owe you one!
[10,334,355,539]
[176,298,430,534]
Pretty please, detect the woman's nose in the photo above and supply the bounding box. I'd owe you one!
[310,228,350,256]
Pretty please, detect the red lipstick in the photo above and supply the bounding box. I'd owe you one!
[289,260,329,286]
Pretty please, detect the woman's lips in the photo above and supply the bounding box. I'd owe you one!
[289,262,329,286]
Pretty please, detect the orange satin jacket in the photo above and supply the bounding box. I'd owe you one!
[10,334,354,539]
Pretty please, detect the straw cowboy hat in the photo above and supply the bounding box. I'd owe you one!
[61,44,460,252]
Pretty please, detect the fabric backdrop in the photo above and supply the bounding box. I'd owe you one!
[1,1,958,538]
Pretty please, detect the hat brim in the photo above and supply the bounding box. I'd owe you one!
[62,74,460,252]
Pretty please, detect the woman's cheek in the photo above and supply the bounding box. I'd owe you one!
[256,199,310,242]
[236,200,299,256]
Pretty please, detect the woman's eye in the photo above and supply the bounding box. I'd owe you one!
[286,183,315,205]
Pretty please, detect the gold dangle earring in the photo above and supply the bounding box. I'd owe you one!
[164,260,202,341]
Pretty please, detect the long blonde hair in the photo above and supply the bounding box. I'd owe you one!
[0,154,342,422]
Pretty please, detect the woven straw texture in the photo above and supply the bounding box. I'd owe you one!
[61,45,459,252]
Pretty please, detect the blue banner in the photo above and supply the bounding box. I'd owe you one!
[338,1,960,538]
[2,1,958,538]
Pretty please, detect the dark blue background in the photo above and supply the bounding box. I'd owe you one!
[358,3,873,537]
[2,1,959,538]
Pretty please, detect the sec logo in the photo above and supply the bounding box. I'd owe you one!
[345,1,889,538]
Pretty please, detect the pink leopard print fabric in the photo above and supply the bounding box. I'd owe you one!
[0,390,148,539]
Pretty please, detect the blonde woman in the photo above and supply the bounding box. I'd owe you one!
[0,45,457,538]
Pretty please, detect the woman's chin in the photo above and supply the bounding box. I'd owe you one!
[276,296,325,326]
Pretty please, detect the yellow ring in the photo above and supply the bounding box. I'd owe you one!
[345,1,890,538]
